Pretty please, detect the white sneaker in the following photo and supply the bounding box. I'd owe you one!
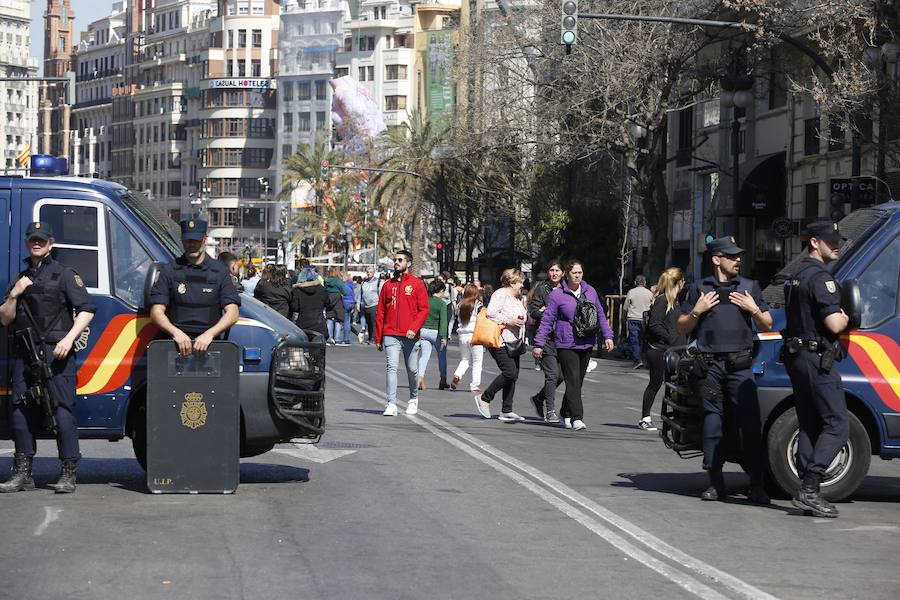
[405,399,418,415]
[587,359,598,373]
[639,417,658,431]
[474,395,491,419]
[383,403,398,416]
[563,418,572,429]
[358,332,365,344]
[498,412,525,422]
[572,420,587,431]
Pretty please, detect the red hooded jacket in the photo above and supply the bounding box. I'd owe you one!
[375,272,429,344]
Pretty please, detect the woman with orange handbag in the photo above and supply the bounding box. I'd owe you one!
[474,269,528,421]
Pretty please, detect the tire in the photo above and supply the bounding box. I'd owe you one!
[766,407,871,502]
[130,402,147,472]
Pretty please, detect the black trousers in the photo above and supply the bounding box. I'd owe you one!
[641,346,666,418]
[786,350,849,478]
[558,348,591,421]
[484,345,520,413]
[363,306,378,342]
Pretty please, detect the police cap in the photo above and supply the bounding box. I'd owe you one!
[25,221,53,241]
[179,218,208,241]
[706,236,744,256]
[804,220,845,246]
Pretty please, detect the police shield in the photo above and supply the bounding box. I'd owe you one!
[146,340,240,493]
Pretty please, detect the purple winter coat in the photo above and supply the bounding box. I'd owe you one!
[534,281,613,350]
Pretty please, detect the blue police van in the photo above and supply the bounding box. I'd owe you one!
[663,202,899,501]
[0,171,326,469]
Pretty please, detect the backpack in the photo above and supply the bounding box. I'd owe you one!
[572,294,600,338]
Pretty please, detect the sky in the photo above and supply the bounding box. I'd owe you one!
[29,0,111,76]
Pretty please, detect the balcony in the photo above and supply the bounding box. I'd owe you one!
[76,68,123,82]
[73,97,113,110]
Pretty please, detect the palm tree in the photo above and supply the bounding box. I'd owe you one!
[279,134,339,254]
[370,110,449,275]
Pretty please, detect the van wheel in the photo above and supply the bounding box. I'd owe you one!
[767,407,871,502]
[131,402,148,472]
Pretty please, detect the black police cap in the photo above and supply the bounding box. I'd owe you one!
[706,236,744,255]
[179,218,208,241]
[804,221,845,246]
[25,221,53,241]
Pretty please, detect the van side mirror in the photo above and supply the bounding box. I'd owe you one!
[841,279,862,330]
[143,262,163,310]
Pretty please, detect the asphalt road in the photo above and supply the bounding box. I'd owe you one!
[1,342,898,600]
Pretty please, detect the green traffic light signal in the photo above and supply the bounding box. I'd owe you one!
[561,0,578,45]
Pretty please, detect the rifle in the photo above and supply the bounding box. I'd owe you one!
[15,301,66,435]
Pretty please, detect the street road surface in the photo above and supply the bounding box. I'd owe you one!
[1,344,898,599]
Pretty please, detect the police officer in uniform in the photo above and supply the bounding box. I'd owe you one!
[148,219,240,355]
[678,236,773,504]
[0,222,95,493]
[782,221,850,518]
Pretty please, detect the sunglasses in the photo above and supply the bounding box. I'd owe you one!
[716,253,742,261]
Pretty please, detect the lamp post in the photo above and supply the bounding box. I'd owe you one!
[863,39,899,204]
[257,177,270,260]
[720,56,754,241]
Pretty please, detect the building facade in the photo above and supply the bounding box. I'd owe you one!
[40,0,75,158]
[71,3,127,179]
[0,0,38,174]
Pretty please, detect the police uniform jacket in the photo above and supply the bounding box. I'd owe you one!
[783,257,842,343]
[5,255,95,344]
[148,254,241,336]
[682,275,768,353]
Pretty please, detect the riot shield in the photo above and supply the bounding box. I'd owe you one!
[146,340,240,493]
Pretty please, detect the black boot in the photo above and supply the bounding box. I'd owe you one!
[48,459,77,494]
[701,468,726,501]
[791,473,838,518]
[0,454,35,493]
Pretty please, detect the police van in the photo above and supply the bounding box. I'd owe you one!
[662,201,899,501]
[0,172,326,469]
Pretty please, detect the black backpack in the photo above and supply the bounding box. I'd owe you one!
[572,295,600,338]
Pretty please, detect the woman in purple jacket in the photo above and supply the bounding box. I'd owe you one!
[532,260,614,430]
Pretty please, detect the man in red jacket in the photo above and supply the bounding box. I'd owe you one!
[376,250,430,416]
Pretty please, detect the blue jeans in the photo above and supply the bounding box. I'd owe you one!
[384,335,419,405]
[627,319,643,362]
[416,328,447,379]
[326,319,337,341]
[342,306,354,343]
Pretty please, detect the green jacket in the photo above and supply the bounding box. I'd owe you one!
[422,296,449,338]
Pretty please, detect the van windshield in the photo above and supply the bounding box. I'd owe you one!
[120,191,182,258]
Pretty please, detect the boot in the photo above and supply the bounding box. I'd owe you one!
[700,468,726,501]
[48,459,77,494]
[747,484,771,505]
[438,377,450,390]
[0,454,35,493]
[792,473,838,518]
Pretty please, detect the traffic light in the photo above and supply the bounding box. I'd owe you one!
[560,0,578,46]
[436,242,444,267]
[829,190,847,222]
[321,160,329,180]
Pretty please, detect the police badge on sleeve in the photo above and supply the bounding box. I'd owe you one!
[825,280,837,294]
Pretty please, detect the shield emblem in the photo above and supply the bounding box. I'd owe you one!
[825,281,836,293]
[180,392,208,429]
[177,283,187,294]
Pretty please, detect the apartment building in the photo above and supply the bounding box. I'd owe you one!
[40,0,75,158]
[198,0,280,256]
[71,3,127,179]
[335,0,415,136]
[412,1,458,121]
[0,0,37,174]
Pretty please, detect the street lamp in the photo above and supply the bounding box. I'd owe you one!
[720,55,754,240]
[258,177,270,260]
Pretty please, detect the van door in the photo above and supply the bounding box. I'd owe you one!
[0,187,11,436]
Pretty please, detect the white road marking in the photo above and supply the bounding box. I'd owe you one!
[834,525,900,533]
[272,446,356,464]
[35,506,62,536]
[326,367,778,600]
[0,449,14,455]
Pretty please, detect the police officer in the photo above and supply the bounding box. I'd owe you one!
[148,218,240,355]
[0,222,95,493]
[782,221,850,518]
[678,236,773,504]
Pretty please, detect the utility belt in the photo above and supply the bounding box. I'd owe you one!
[688,348,753,378]
[780,335,842,372]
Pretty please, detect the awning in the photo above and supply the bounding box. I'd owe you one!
[738,152,787,217]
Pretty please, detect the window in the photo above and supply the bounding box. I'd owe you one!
[857,234,900,329]
[335,67,348,78]
[283,82,293,101]
[358,66,367,81]
[284,112,293,131]
[384,95,406,110]
[385,65,407,80]
[228,30,234,48]
[316,111,327,130]
[344,37,352,52]
[38,204,100,288]
[298,81,311,100]
[251,59,261,77]
[804,117,820,156]
[315,80,326,100]
[252,29,262,48]
[238,29,247,48]
[828,122,845,152]
[676,107,693,167]
[298,112,310,132]
[804,184,819,218]
[238,60,246,77]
